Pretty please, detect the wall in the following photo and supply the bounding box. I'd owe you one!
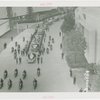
[0,7,7,19]
[0,20,10,37]
[12,7,27,17]
[75,7,100,64]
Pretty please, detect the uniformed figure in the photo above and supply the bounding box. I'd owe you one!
[4,43,7,49]
[22,70,27,79]
[37,68,40,77]
[11,47,14,53]
[21,50,25,56]
[48,41,50,47]
[14,69,18,78]
[21,50,23,56]
[15,41,17,47]
[16,57,19,64]
[18,45,20,54]
[37,56,40,64]
[33,78,37,90]
[4,70,8,79]
[49,36,51,41]
[46,48,49,54]
[18,48,20,54]
[14,49,17,59]
[41,57,43,64]
[23,37,25,42]
[73,77,76,84]
[19,79,23,90]
[22,49,25,56]
[11,36,13,41]
[50,45,52,51]
[43,48,45,54]
[61,52,64,59]
[52,38,54,43]
[19,57,22,64]
[60,43,62,49]
[7,79,12,90]
[0,78,3,89]
[18,44,20,49]
[59,32,61,36]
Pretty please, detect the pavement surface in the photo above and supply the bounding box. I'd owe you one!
[0,19,79,92]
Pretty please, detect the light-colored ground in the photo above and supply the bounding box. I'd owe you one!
[0,19,79,92]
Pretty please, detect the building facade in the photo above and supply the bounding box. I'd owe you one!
[75,7,100,65]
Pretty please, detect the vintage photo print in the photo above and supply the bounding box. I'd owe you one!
[0,0,100,100]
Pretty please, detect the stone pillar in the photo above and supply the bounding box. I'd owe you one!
[6,7,13,30]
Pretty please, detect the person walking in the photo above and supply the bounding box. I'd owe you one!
[50,44,53,51]
[46,48,49,54]
[61,52,64,59]
[14,69,18,78]
[11,47,14,53]
[4,70,8,79]
[48,41,50,47]
[7,79,12,90]
[18,48,20,54]
[37,68,40,77]
[23,37,25,42]
[14,49,17,59]
[52,38,54,43]
[4,43,7,49]
[59,32,61,37]
[22,70,27,79]
[49,36,51,41]
[73,76,76,85]
[21,50,23,56]
[0,78,3,89]
[16,57,18,64]
[70,69,72,77]
[60,43,62,49]
[43,47,45,54]
[19,57,22,64]
[37,55,40,64]
[41,56,43,64]
[19,79,23,90]
[11,36,13,41]
[15,41,18,47]
[18,44,20,54]
[33,78,37,90]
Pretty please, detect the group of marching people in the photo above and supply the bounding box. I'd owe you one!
[11,36,30,65]
[59,32,64,60]
[45,35,55,55]
[0,68,38,90]
[0,21,56,91]
[0,31,41,91]
[0,69,25,90]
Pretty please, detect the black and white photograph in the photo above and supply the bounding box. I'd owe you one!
[0,6,100,94]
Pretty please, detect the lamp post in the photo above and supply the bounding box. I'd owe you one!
[84,70,90,92]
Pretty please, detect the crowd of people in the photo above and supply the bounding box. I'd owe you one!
[0,25,44,91]
[0,19,55,91]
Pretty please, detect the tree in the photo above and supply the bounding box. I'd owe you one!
[63,29,87,54]
[61,10,75,33]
